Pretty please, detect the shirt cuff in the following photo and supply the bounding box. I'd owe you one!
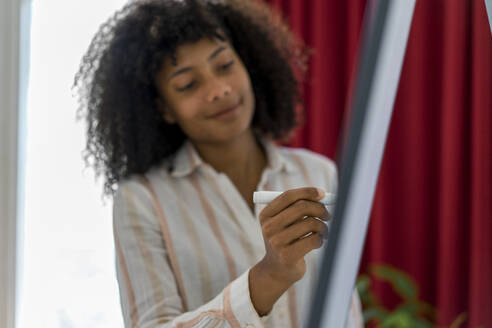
[223,269,265,328]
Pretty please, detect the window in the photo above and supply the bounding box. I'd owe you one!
[18,1,127,327]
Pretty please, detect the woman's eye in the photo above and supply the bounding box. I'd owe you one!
[219,61,234,71]
[177,81,196,92]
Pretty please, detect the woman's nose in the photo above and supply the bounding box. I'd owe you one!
[206,79,232,102]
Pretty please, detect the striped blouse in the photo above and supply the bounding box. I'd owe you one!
[113,138,364,328]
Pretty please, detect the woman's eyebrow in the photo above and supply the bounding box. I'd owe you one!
[208,46,227,61]
[168,46,228,81]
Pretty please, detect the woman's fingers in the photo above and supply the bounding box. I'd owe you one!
[259,187,324,221]
[261,200,330,238]
[270,217,329,248]
[277,232,325,266]
[257,187,332,280]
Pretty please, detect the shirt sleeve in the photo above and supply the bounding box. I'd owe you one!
[113,179,266,328]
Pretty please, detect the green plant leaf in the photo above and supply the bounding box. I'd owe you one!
[380,311,414,328]
[370,264,418,301]
[356,274,371,294]
[395,302,420,315]
[357,273,382,307]
[412,317,435,328]
[363,307,388,324]
[356,275,371,304]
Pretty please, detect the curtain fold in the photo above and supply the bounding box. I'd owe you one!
[265,0,492,326]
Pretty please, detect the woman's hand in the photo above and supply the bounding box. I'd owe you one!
[249,187,331,316]
[258,187,330,282]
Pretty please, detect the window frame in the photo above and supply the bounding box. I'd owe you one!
[0,0,31,327]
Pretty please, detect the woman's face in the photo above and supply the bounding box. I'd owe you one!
[155,37,256,145]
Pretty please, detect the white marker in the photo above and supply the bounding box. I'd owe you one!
[253,191,336,205]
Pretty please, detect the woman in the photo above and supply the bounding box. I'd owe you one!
[74,0,363,327]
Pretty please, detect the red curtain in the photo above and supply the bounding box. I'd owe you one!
[264,0,492,327]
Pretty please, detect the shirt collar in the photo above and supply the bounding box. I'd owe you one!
[260,137,297,174]
[169,140,203,178]
[169,137,297,178]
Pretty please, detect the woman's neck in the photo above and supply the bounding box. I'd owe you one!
[192,130,267,188]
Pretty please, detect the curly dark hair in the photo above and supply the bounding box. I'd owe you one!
[74,0,310,196]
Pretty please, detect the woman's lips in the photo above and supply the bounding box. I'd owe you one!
[209,101,242,120]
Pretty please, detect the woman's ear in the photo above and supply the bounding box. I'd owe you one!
[156,98,176,124]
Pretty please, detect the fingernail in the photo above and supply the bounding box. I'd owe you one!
[316,188,325,199]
